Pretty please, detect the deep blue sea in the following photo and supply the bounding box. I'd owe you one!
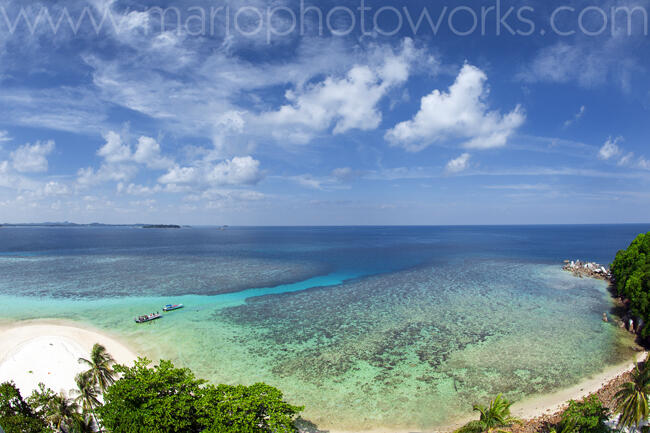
[1,224,648,430]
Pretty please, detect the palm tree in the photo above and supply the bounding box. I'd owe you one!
[78,343,116,393]
[70,413,96,433]
[73,371,101,429]
[47,392,81,433]
[458,394,522,433]
[615,364,650,432]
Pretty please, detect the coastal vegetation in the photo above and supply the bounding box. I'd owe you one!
[456,394,521,433]
[614,365,650,432]
[611,232,650,338]
[0,345,302,433]
[553,396,610,433]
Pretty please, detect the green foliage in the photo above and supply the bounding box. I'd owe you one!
[78,343,116,393]
[0,381,51,433]
[557,396,610,433]
[455,394,521,433]
[46,392,81,432]
[196,383,303,433]
[611,232,650,337]
[97,357,205,433]
[615,365,650,430]
[97,357,302,433]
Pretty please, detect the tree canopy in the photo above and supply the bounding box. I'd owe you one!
[0,381,51,433]
[611,232,650,337]
[97,357,302,433]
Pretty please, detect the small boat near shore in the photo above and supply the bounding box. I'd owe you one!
[163,303,184,312]
[134,313,161,323]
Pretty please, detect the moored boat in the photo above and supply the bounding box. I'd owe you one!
[134,313,162,323]
[162,303,184,312]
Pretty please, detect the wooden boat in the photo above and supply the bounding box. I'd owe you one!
[134,313,161,323]
[162,304,184,312]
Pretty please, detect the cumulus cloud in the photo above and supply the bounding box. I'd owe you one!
[445,153,471,174]
[10,140,55,173]
[158,156,263,187]
[598,136,623,160]
[43,181,70,196]
[133,136,173,169]
[0,130,11,143]
[97,131,131,163]
[386,64,525,152]
[260,39,422,144]
[79,131,174,187]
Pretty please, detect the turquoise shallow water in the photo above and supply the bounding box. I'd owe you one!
[0,225,646,431]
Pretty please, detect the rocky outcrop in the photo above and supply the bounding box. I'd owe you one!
[562,260,612,281]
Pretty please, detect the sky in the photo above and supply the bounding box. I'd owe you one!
[0,0,649,225]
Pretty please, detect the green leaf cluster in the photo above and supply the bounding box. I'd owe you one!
[455,394,521,433]
[97,357,303,433]
[0,382,51,433]
[611,232,650,337]
[556,396,610,433]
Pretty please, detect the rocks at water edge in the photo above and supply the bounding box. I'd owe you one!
[562,259,612,281]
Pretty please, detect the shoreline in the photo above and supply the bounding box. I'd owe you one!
[0,316,642,433]
[0,319,138,396]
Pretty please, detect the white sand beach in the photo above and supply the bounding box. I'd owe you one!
[0,321,137,396]
[511,350,648,420]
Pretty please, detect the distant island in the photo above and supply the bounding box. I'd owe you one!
[142,224,181,229]
[0,222,185,228]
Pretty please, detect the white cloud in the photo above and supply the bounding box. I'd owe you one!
[98,131,132,163]
[518,37,639,90]
[10,140,55,173]
[206,156,263,186]
[0,130,11,143]
[133,136,173,169]
[77,164,138,186]
[331,167,363,182]
[483,184,551,191]
[117,182,162,196]
[638,157,650,170]
[80,132,175,188]
[43,181,70,196]
[596,136,650,170]
[445,153,471,174]
[260,39,422,144]
[286,174,326,190]
[598,136,623,160]
[386,64,525,152]
[158,156,263,187]
[564,105,586,128]
[618,152,635,166]
[0,160,43,191]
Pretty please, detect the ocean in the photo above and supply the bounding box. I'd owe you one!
[0,224,648,430]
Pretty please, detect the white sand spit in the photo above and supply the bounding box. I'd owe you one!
[0,321,137,397]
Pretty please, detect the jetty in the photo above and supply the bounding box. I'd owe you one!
[562,259,612,281]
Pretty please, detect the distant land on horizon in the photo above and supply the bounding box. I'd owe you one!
[0,222,187,228]
[1,222,649,228]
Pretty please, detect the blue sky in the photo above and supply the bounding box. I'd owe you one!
[0,0,649,225]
